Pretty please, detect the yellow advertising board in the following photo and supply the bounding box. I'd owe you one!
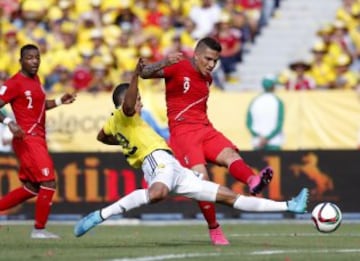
[207,89,360,150]
[46,90,360,151]
[46,93,116,151]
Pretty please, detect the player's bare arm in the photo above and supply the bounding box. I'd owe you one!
[97,129,119,145]
[0,99,25,138]
[45,93,77,110]
[140,52,183,79]
[123,59,144,116]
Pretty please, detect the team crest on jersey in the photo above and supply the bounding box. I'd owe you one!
[24,90,34,109]
[25,90,31,97]
[0,85,7,95]
[42,168,50,177]
[183,77,190,93]
[157,163,165,169]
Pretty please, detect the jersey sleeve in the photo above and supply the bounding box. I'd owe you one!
[0,78,19,103]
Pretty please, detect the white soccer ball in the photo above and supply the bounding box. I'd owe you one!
[311,202,342,233]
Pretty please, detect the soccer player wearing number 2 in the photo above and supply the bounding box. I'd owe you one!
[0,44,76,239]
[140,37,274,245]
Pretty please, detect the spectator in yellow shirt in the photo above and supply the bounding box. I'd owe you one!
[336,0,359,29]
[0,29,21,76]
[309,41,336,89]
[333,54,359,89]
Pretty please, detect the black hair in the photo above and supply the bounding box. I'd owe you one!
[195,37,222,53]
[112,83,129,108]
[20,44,39,59]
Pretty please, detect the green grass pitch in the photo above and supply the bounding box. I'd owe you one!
[0,222,359,261]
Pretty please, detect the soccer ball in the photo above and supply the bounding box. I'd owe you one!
[311,202,342,233]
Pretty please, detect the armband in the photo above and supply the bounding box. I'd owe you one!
[3,117,13,125]
[55,97,62,106]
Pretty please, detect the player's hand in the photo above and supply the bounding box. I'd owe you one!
[8,121,25,139]
[134,58,145,75]
[61,93,76,104]
[166,52,183,66]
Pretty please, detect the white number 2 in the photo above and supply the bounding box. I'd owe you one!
[0,85,7,95]
[26,96,33,109]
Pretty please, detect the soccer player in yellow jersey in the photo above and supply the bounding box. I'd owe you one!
[74,59,309,240]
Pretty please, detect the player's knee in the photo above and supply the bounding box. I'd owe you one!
[148,184,169,203]
[217,148,240,166]
[215,186,237,205]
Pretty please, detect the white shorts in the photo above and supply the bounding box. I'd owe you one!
[142,150,219,202]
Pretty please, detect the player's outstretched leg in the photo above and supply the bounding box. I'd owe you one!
[74,210,104,237]
[287,188,309,213]
[248,166,273,195]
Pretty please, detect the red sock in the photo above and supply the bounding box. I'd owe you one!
[198,201,218,228]
[228,159,255,184]
[0,186,36,211]
[34,187,55,229]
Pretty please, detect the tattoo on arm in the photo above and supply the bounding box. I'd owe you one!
[141,60,167,78]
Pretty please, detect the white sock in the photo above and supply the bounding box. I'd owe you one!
[233,195,287,212]
[100,189,149,219]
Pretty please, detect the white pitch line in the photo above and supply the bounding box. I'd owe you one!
[231,232,360,237]
[108,253,222,261]
[108,248,360,261]
[250,249,360,255]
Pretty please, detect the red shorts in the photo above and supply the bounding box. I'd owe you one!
[169,124,237,168]
[12,135,55,183]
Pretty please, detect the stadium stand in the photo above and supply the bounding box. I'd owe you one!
[234,0,343,91]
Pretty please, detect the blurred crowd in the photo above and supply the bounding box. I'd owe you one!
[0,0,278,93]
[278,0,360,91]
[0,0,359,93]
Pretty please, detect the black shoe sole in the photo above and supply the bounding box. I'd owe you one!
[250,167,273,195]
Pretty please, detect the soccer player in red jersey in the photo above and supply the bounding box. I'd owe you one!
[0,44,76,239]
[140,37,273,245]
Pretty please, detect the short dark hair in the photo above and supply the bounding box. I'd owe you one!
[195,37,222,53]
[20,44,39,59]
[112,83,129,108]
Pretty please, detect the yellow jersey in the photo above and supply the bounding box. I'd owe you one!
[309,62,336,87]
[103,109,170,168]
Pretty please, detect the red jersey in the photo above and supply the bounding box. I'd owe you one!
[285,76,316,91]
[235,0,262,9]
[215,29,241,57]
[1,72,46,137]
[163,59,212,133]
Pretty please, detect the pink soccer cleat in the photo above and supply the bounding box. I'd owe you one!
[209,226,230,245]
[248,166,273,195]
